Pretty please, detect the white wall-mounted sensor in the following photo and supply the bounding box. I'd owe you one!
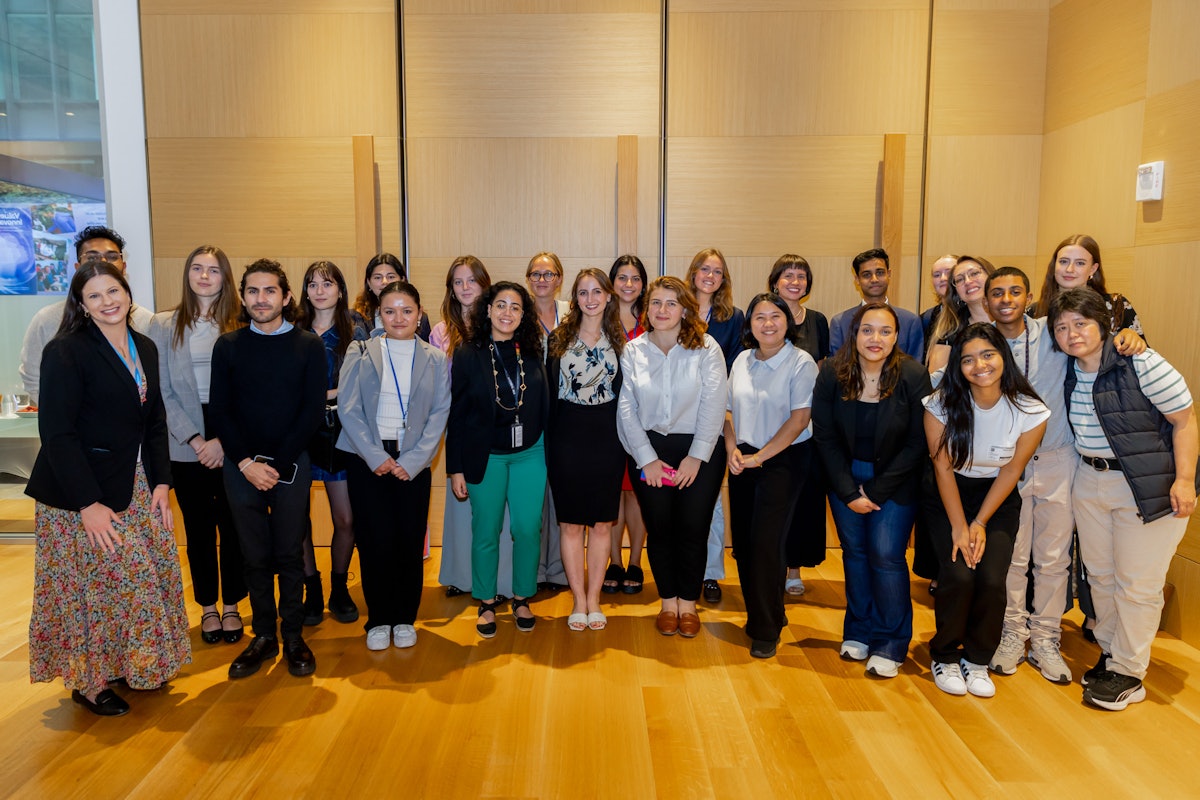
[1136,161,1164,202]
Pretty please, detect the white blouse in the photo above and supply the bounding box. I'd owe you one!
[727,343,817,450]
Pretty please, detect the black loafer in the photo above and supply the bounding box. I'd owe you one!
[72,688,130,717]
[702,580,722,604]
[750,640,778,659]
[283,637,316,677]
[228,635,279,679]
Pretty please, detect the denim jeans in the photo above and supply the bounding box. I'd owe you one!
[828,460,916,662]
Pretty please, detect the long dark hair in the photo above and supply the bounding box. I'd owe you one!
[832,302,907,401]
[932,322,1043,470]
[441,255,491,356]
[468,281,544,360]
[548,268,624,360]
[739,292,801,350]
[58,260,133,336]
[354,252,406,321]
[297,260,355,360]
[172,245,241,347]
[609,254,648,319]
[1036,234,1108,320]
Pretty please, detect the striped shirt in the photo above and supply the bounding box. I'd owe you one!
[1069,349,1192,458]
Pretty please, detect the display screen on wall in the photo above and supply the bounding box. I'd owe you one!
[0,181,105,296]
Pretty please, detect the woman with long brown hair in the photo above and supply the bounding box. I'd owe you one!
[353,252,431,340]
[546,268,625,630]
[926,255,996,375]
[1035,234,1143,336]
[149,245,246,645]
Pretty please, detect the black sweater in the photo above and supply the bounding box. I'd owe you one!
[209,325,327,469]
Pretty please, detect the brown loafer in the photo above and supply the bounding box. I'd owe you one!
[655,611,679,636]
[678,612,701,638]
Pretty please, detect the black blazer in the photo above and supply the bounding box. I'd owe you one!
[446,340,549,484]
[811,357,931,507]
[26,322,171,512]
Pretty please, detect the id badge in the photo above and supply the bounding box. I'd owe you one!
[511,421,524,448]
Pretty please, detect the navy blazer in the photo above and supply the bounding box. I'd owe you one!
[335,336,451,475]
[26,322,172,512]
[811,357,931,506]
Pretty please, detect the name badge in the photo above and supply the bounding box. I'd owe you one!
[511,421,524,449]
[988,444,1016,464]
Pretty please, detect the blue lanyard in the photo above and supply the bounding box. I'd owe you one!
[110,330,143,390]
[382,337,416,425]
[539,304,559,336]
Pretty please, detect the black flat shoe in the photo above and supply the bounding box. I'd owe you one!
[445,585,466,597]
[221,610,244,644]
[477,599,499,638]
[702,580,722,604]
[72,689,130,717]
[622,564,644,595]
[750,640,778,659]
[228,636,279,680]
[512,597,536,633]
[601,563,625,595]
[283,637,316,677]
[199,610,222,644]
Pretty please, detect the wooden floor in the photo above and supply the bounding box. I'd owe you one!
[2,545,1200,799]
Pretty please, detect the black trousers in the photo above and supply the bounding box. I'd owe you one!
[629,432,726,602]
[729,440,808,642]
[172,459,245,607]
[223,453,312,640]
[346,456,431,630]
[925,472,1020,665]
[784,449,827,568]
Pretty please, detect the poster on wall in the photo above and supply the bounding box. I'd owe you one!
[0,202,107,296]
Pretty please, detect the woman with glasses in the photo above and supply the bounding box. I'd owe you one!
[149,245,246,646]
[926,256,997,376]
[605,254,650,594]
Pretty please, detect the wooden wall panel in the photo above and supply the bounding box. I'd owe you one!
[666,137,883,259]
[924,135,1042,259]
[1044,0,1150,132]
[1135,80,1200,247]
[141,14,398,139]
[1146,0,1200,95]
[928,9,1048,136]
[403,13,660,138]
[142,0,392,12]
[1036,101,1144,256]
[405,0,657,12]
[667,10,928,137]
[671,1,926,11]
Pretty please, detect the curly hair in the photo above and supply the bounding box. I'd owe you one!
[685,248,734,323]
[468,281,544,360]
[643,276,706,350]
[831,303,907,401]
[440,255,491,356]
[172,245,241,348]
[548,268,625,360]
[237,259,297,324]
[930,322,1043,471]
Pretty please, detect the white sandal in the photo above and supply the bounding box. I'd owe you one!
[567,613,588,632]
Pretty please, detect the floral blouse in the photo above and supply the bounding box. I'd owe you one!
[557,335,619,405]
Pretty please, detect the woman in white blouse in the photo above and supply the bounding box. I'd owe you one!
[336,281,451,651]
[617,276,728,638]
[546,268,626,630]
[723,293,817,658]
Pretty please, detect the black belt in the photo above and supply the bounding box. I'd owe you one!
[381,439,400,458]
[1082,455,1121,472]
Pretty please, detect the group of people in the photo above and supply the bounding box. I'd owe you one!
[21,226,1194,719]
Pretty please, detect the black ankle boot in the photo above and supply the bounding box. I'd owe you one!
[303,572,324,626]
[328,571,359,623]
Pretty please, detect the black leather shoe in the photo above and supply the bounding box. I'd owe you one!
[228,635,279,679]
[283,637,316,677]
[702,580,722,604]
[72,688,130,717]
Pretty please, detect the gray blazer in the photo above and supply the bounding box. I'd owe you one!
[147,310,210,463]
[336,335,451,475]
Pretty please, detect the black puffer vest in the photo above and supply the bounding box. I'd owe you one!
[1065,340,1194,523]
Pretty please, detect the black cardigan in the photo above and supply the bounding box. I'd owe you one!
[26,322,171,512]
[811,357,932,506]
[446,340,549,484]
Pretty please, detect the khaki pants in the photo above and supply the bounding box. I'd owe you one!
[1072,464,1187,680]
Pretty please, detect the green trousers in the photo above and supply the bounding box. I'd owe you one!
[469,436,546,601]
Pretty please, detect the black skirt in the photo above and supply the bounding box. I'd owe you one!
[547,399,624,526]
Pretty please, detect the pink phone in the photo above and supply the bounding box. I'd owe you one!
[639,465,677,487]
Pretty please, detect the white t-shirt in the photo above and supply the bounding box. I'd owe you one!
[924,392,1050,478]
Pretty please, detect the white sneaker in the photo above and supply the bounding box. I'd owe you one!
[865,654,901,678]
[1028,640,1072,684]
[840,640,869,661]
[393,624,417,649]
[989,630,1026,675]
[932,660,967,696]
[960,659,996,698]
[366,625,390,651]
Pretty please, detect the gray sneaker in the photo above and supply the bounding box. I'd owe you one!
[989,631,1026,675]
[1028,640,1072,684]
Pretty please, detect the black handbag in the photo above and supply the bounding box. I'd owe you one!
[308,403,345,474]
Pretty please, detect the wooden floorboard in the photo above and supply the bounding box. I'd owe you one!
[1,544,1199,799]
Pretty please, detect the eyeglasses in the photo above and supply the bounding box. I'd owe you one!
[952,268,985,287]
[528,271,559,283]
[82,250,124,264]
